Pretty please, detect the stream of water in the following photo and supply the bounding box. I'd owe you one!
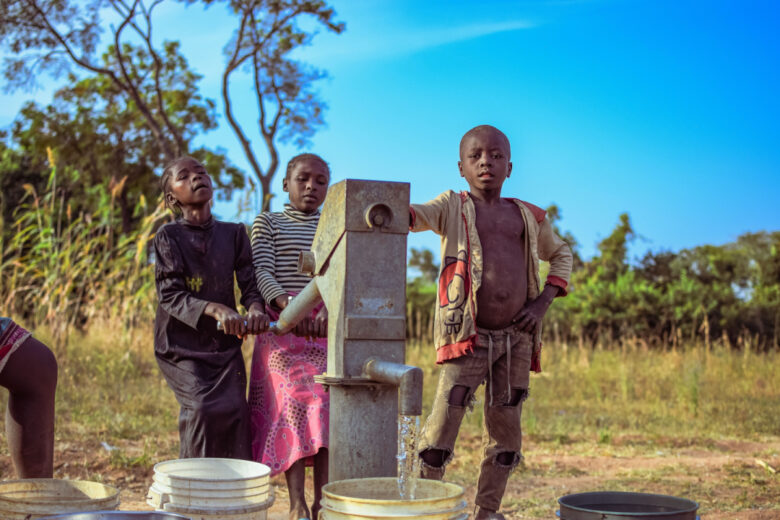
[397,414,422,500]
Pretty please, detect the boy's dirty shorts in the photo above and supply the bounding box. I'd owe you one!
[419,324,533,511]
[0,317,31,375]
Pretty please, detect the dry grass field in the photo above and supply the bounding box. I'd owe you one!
[0,328,778,519]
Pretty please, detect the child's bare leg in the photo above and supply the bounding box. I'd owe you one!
[0,336,57,477]
[285,458,310,520]
[311,448,328,520]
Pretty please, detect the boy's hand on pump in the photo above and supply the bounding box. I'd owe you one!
[246,303,270,335]
[205,302,246,337]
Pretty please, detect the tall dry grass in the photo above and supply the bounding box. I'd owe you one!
[0,163,167,347]
[1,327,773,461]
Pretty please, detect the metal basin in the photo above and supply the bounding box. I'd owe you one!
[558,491,698,520]
[39,512,190,520]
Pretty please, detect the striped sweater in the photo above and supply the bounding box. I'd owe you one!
[251,204,320,305]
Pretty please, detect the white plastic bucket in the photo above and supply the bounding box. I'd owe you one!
[39,513,189,519]
[320,478,468,519]
[157,498,273,520]
[148,482,270,506]
[147,458,273,519]
[0,479,120,519]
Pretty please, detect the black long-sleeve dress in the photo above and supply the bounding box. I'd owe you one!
[153,217,263,459]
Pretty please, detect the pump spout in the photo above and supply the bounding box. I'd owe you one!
[273,279,322,335]
[362,358,423,416]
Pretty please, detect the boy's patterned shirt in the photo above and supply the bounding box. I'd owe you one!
[410,190,573,371]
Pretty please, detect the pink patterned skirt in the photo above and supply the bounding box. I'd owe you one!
[248,308,329,475]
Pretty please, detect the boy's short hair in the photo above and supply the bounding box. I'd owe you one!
[459,125,511,159]
[285,153,330,180]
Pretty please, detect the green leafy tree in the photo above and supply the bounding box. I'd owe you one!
[406,247,439,341]
[0,142,48,244]
[1,0,201,160]
[11,60,242,232]
[594,212,634,281]
[547,213,637,343]
[409,247,439,284]
[546,210,780,349]
[1,0,345,213]
[1,0,248,231]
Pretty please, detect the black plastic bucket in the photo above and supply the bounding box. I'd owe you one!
[558,491,698,520]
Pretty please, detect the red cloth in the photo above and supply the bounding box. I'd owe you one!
[0,318,30,374]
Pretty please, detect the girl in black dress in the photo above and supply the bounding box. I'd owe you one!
[153,156,269,458]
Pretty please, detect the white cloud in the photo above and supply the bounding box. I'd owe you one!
[297,19,538,63]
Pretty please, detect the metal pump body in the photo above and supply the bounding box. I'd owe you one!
[273,179,422,482]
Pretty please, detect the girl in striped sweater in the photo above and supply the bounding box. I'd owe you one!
[248,153,330,520]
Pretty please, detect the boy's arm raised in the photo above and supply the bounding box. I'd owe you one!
[410,190,453,235]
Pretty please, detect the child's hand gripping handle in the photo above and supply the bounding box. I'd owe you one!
[217,320,280,334]
[216,279,322,337]
[272,279,323,335]
[207,301,272,338]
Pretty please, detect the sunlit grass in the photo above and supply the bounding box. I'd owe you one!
[406,339,780,442]
[22,324,179,442]
[0,328,776,517]
[405,339,780,518]
[0,331,775,455]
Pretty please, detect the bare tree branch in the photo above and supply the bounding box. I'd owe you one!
[109,0,176,160]
[24,0,119,84]
[222,11,266,182]
[130,0,187,155]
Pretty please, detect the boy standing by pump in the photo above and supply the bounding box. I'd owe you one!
[410,125,573,519]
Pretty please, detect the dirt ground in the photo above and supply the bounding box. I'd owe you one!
[2,434,778,519]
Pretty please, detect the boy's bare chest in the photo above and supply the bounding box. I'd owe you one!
[472,201,529,326]
[474,203,526,251]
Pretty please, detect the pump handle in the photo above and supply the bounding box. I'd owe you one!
[216,320,279,334]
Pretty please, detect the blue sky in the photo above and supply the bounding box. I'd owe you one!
[2,0,779,261]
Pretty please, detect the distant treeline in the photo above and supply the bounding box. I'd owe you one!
[407,211,779,350]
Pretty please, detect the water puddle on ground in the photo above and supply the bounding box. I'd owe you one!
[397,414,422,500]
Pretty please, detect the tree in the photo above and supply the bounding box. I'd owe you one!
[1,0,248,229]
[2,0,345,211]
[408,247,439,284]
[11,63,243,232]
[594,212,634,281]
[406,247,439,342]
[1,0,241,161]
[0,142,47,242]
[214,0,344,210]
